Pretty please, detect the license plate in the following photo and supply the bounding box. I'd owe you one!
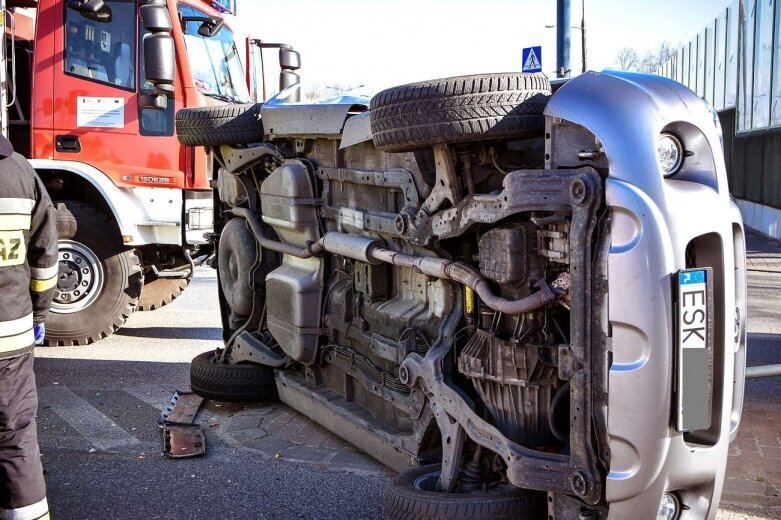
[676,268,713,432]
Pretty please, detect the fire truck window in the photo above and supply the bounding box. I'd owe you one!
[178,5,250,103]
[64,0,136,90]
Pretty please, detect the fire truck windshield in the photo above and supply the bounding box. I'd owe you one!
[179,5,250,103]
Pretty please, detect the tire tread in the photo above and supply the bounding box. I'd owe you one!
[384,464,544,520]
[176,104,263,147]
[369,73,550,152]
[190,351,277,402]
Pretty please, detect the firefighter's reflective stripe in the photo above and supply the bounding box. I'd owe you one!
[0,215,31,231]
[0,198,35,215]
[2,497,49,520]
[29,264,58,293]
[0,314,34,354]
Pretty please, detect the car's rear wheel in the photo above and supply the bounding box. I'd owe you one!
[176,103,263,147]
[190,350,277,403]
[384,464,545,520]
[370,73,551,152]
[45,201,143,346]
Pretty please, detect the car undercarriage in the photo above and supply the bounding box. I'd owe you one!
[178,70,747,519]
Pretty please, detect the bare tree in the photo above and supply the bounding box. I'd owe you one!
[326,82,360,95]
[302,82,363,101]
[656,42,676,65]
[303,83,326,101]
[615,47,639,71]
[638,51,658,74]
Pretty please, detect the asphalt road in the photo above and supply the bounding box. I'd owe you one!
[35,269,388,520]
[33,245,781,519]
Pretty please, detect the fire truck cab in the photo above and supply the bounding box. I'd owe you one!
[3,0,247,344]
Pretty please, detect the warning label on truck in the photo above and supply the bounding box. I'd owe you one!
[77,97,125,128]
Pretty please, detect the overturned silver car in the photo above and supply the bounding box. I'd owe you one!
[177,69,748,519]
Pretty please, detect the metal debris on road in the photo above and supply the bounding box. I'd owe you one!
[158,391,206,459]
[158,390,204,427]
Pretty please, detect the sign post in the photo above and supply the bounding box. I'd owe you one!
[522,46,542,74]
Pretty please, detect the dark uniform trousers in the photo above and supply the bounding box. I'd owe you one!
[0,354,45,512]
[0,140,58,519]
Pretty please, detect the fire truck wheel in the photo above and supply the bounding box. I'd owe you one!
[175,103,263,147]
[138,277,192,312]
[369,73,551,152]
[384,464,545,520]
[45,201,143,346]
[190,350,277,403]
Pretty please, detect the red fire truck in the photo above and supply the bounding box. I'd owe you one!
[1,0,249,344]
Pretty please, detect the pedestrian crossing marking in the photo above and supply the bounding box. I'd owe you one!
[38,386,141,451]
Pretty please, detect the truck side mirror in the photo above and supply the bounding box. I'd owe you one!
[279,48,301,101]
[143,34,175,93]
[68,0,112,23]
[280,70,300,97]
[180,15,224,38]
[279,49,301,71]
[139,1,173,32]
[139,0,175,109]
[67,0,105,13]
[246,41,302,103]
[197,18,224,38]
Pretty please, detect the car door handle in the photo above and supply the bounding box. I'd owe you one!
[56,135,82,153]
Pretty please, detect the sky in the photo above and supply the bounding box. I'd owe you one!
[229,0,733,97]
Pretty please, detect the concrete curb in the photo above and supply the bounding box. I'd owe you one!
[747,254,781,272]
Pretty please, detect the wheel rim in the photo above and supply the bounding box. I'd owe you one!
[52,239,105,314]
[413,471,441,492]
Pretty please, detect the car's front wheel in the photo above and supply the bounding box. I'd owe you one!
[384,464,545,520]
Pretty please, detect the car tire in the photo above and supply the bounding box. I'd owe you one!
[45,201,143,346]
[176,103,263,147]
[384,464,545,520]
[369,73,551,152]
[190,350,277,403]
[138,277,191,311]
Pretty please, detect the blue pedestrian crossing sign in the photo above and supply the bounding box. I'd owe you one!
[522,46,542,73]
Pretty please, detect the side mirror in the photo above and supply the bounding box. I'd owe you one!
[280,70,300,96]
[279,48,301,101]
[139,3,173,32]
[67,0,105,12]
[279,49,301,71]
[140,0,175,108]
[139,93,168,110]
[246,41,302,103]
[69,0,112,23]
[180,15,224,38]
[197,18,224,38]
[143,33,175,93]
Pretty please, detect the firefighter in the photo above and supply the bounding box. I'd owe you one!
[0,135,58,520]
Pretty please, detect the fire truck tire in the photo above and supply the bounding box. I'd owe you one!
[369,73,551,152]
[190,350,277,402]
[384,464,545,520]
[176,103,263,147]
[45,201,143,346]
[138,277,192,311]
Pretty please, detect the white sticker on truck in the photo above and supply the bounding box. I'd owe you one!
[77,97,125,128]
